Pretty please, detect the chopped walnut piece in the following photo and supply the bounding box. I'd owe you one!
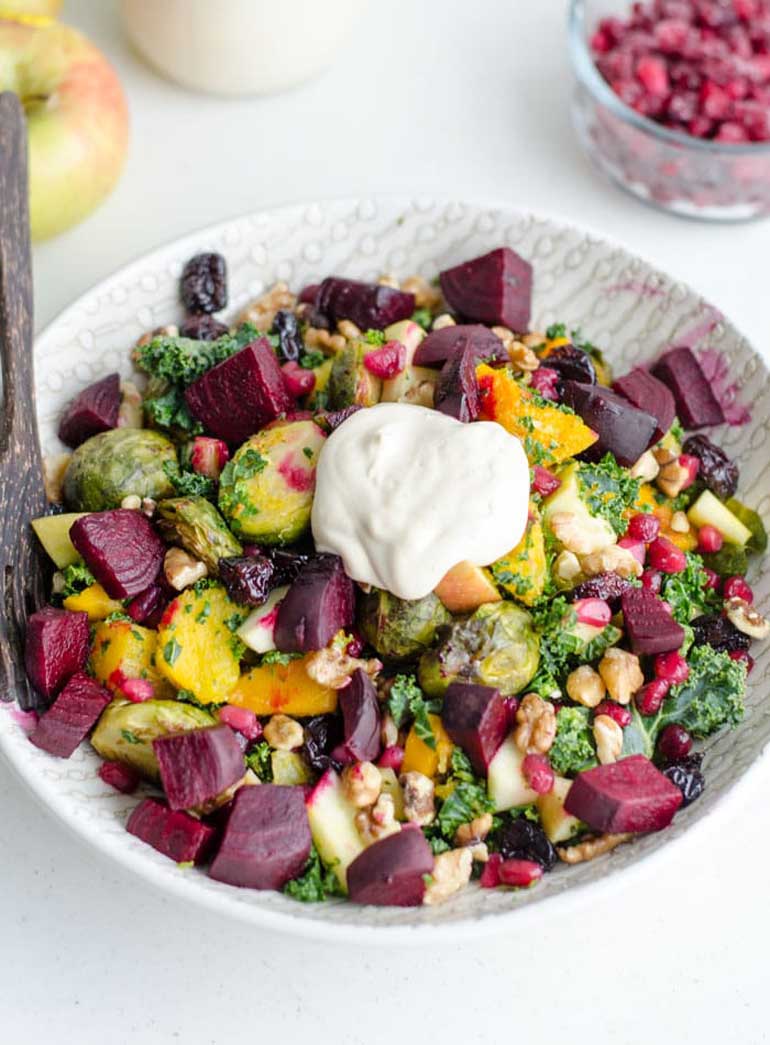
[400,771,436,826]
[566,665,606,709]
[655,453,691,498]
[432,313,456,331]
[42,453,71,504]
[118,380,143,429]
[163,547,207,591]
[305,646,381,690]
[401,274,442,311]
[336,319,361,340]
[550,512,617,556]
[263,714,304,751]
[303,326,346,354]
[593,715,624,764]
[598,648,644,705]
[725,597,770,639]
[557,833,632,864]
[355,793,400,843]
[629,449,660,482]
[581,543,643,579]
[423,848,473,906]
[454,813,494,847]
[238,281,296,332]
[514,693,557,754]
[341,761,382,808]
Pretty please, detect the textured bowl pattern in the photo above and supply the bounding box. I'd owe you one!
[4,198,768,938]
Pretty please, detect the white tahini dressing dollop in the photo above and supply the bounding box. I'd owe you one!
[311,402,530,601]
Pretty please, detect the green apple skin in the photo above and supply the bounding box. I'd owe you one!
[0,19,129,240]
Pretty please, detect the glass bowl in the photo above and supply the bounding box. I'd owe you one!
[569,0,770,221]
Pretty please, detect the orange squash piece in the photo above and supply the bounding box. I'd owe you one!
[229,656,338,717]
[64,582,123,621]
[90,619,174,698]
[401,714,454,779]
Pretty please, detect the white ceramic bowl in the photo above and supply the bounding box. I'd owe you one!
[5,198,769,942]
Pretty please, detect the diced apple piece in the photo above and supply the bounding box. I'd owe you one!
[687,490,752,547]
[378,766,406,820]
[434,561,501,614]
[31,513,87,569]
[401,714,454,779]
[305,768,365,891]
[537,775,583,844]
[380,320,432,405]
[236,585,289,653]
[487,734,539,812]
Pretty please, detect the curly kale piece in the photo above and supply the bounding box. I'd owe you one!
[245,741,273,782]
[549,706,597,776]
[143,385,204,437]
[162,460,216,500]
[135,322,262,386]
[660,552,721,625]
[383,674,440,750]
[59,561,95,599]
[283,845,344,903]
[528,597,620,697]
[432,748,496,842]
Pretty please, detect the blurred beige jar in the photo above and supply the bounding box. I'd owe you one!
[120,0,366,95]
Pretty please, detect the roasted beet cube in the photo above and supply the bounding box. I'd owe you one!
[651,348,724,429]
[315,277,415,331]
[218,555,275,606]
[28,671,111,758]
[70,509,165,599]
[413,324,507,368]
[153,725,245,811]
[24,606,90,700]
[564,755,683,834]
[613,367,676,443]
[562,381,658,466]
[127,798,216,864]
[621,588,685,655]
[339,669,381,763]
[347,824,434,906]
[58,372,120,448]
[439,247,533,330]
[125,582,167,628]
[274,554,355,653]
[681,434,738,500]
[434,339,480,422]
[441,682,507,775]
[185,338,293,444]
[209,785,311,890]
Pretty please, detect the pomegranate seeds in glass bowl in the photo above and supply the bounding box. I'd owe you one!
[569,0,770,221]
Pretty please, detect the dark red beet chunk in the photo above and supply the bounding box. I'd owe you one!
[681,434,738,499]
[339,669,381,763]
[564,755,683,834]
[315,277,415,331]
[209,785,311,890]
[70,509,165,599]
[58,372,120,448]
[180,252,227,314]
[127,798,216,864]
[28,671,111,758]
[153,725,245,811]
[651,348,724,429]
[218,555,275,606]
[621,588,685,656]
[274,554,355,653]
[126,583,167,628]
[413,324,507,368]
[613,367,676,443]
[24,606,90,701]
[544,344,597,391]
[434,339,480,423]
[185,338,293,444]
[314,405,363,433]
[347,824,434,906]
[562,381,658,466]
[439,247,532,330]
[442,682,507,775]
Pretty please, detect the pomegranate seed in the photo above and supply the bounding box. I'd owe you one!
[703,567,721,590]
[530,367,560,401]
[190,436,230,480]
[218,705,262,742]
[122,678,155,703]
[677,454,700,489]
[637,55,670,95]
[729,649,755,673]
[378,745,405,772]
[591,28,613,53]
[618,536,647,566]
[345,632,365,657]
[573,598,612,628]
[636,678,671,716]
[641,569,663,593]
[282,360,316,398]
[503,696,520,728]
[98,761,140,794]
[715,120,750,140]
[594,701,633,728]
[522,754,555,795]
[658,723,693,761]
[648,536,687,573]
[531,465,561,497]
[700,80,732,118]
[363,341,406,379]
[479,853,503,888]
[698,524,724,553]
[655,19,691,53]
[723,575,753,602]
[654,650,690,685]
[498,859,544,888]
[628,512,661,543]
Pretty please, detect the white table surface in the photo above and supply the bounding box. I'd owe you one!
[5,1,770,1042]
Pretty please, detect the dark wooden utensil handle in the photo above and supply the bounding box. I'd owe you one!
[0,92,49,710]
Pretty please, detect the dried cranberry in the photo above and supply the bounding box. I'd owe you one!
[570,572,633,610]
[302,714,344,774]
[180,252,227,314]
[282,361,316,399]
[662,757,705,806]
[363,340,407,379]
[218,555,275,606]
[723,575,753,602]
[377,746,404,772]
[657,723,693,761]
[179,314,229,341]
[495,817,556,871]
[628,512,661,543]
[617,537,647,566]
[681,434,739,500]
[267,547,312,587]
[273,309,304,363]
[479,853,503,888]
[690,613,751,652]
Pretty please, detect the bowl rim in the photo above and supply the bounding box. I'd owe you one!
[8,193,769,943]
[568,0,770,156]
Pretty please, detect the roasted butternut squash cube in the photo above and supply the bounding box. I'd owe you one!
[229,656,338,717]
[90,619,173,698]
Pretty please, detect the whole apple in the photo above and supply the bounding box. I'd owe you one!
[0,1,62,17]
[0,18,129,240]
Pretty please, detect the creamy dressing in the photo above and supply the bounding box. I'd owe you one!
[311,403,530,601]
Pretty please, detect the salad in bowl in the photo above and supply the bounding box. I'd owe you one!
[19,243,767,909]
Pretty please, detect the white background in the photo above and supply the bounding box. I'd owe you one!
[4,1,769,1042]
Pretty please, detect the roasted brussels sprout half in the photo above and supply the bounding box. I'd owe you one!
[218,419,326,543]
[418,601,540,697]
[156,496,242,571]
[358,588,451,660]
[328,341,382,409]
[91,699,216,781]
[63,428,178,512]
